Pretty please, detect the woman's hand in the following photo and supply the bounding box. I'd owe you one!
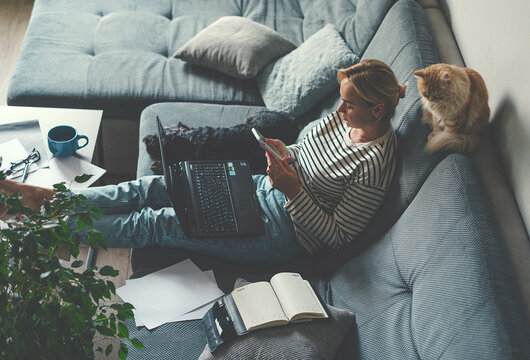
[265,138,288,159]
[266,153,301,200]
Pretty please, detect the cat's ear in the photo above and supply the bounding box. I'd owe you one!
[441,71,452,81]
[413,69,425,78]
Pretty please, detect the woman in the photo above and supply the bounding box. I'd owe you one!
[0,59,405,266]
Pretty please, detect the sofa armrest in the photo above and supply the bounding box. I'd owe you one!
[329,154,530,359]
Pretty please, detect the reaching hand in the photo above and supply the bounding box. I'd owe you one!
[266,152,301,200]
[265,138,288,159]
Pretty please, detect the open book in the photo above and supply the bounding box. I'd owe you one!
[231,272,328,331]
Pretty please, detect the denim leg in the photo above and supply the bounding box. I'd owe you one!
[79,174,304,266]
[77,175,170,214]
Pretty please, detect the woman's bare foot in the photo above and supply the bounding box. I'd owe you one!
[0,179,55,219]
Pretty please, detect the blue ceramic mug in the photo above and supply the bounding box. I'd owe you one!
[47,125,89,157]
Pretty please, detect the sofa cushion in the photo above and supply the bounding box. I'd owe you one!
[174,16,296,79]
[8,0,394,118]
[327,155,530,359]
[256,24,359,117]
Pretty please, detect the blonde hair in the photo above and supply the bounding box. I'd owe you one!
[337,59,406,122]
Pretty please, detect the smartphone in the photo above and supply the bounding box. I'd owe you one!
[251,128,293,164]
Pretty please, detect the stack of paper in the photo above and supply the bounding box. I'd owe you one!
[117,259,224,330]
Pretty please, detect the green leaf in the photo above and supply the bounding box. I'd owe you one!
[76,216,85,229]
[71,260,84,268]
[99,265,119,277]
[53,183,67,191]
[119,344,128,360]
[74,174,93,183]
[96,325,114,337]
[117,322,129,338]
[105,344,113,356]
[130,338,145,349]
[70,243,80,258]
[107,280,116,295]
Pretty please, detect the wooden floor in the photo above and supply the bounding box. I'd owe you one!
[1,1,132,358]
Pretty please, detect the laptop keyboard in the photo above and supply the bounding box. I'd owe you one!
[192,163,237,233]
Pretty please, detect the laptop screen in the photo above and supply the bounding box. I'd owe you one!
[156,116,187,223]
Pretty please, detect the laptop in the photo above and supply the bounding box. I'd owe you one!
[156,116,264,238]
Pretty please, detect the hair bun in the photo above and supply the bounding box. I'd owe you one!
[398,82,408,98]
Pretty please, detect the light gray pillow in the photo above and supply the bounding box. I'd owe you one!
[173,16,296,79]
[256,24,359,117]
[198,278,356,360]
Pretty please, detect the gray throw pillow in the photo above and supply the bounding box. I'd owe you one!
[173,16,296,79]
[256,24,359,117]
[198,278,356,360]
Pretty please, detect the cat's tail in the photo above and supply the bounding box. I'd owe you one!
[425,131,481,153]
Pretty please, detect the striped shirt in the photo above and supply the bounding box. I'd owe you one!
[285,111,397,254]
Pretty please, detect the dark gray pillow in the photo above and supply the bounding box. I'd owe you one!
[174,16,296,79]
[256,24,359,117]
[198,278,356,360]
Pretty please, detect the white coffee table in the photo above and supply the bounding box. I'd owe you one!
[0,105,102,163]
[0,106,104,267]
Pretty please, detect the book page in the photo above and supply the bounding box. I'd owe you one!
[270,273,328,321]
[232,282,289,331]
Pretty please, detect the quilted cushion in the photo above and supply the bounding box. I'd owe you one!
[327,155,530,359]
[8,0,394,118]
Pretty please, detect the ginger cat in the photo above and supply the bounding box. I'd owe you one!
[414,63,490,153]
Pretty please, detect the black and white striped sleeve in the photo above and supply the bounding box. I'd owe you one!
[284,182,388,254]
[286,142,302,159]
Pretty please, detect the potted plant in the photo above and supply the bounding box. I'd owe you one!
[0,170,144,359]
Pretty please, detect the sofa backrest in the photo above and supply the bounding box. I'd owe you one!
[298,0,394,55]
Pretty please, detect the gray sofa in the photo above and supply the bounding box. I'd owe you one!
[8,0,529,359]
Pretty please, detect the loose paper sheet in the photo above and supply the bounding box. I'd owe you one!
[130,270,217,328]
[117,259,224,330]
[0,139,40,178]
[24,156,106,189]
[0,120,48,169]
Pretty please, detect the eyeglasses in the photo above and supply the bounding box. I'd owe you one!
[9,148,41,183]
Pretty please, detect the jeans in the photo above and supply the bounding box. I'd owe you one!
[77,175,303,265]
